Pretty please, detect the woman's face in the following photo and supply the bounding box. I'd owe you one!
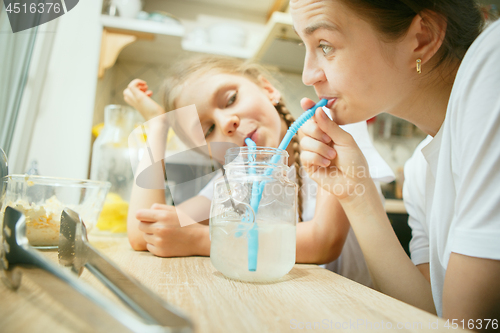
[290,0,413,124]
[175,72,282,148]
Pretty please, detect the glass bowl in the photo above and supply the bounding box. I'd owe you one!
[0,175,111,249]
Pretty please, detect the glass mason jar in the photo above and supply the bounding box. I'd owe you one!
[210,147,297,282]
[90,105,136,233]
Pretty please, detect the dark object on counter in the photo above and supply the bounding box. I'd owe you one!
[388,212,412,257]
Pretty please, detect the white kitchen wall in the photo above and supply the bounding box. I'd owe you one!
[22,0,103,178]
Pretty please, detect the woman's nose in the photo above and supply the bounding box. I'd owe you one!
[219,114,240,136]
[302,52,326,86]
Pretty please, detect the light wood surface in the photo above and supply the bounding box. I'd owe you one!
[1,235,467,333]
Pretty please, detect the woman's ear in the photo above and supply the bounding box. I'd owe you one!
[407,10,447,70]
[258,75,281,105]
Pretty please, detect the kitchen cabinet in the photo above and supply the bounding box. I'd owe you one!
[253,11,305,73]
[97,7,269,78]
[96,5,304,78]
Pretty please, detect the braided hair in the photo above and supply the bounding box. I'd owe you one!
[275,100,303,222]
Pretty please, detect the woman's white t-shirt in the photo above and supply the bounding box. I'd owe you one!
[403,20,500,316]
[199,121,394,287]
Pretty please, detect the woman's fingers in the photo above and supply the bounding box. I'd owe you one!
[300,97,316,111]
[313,108,354,146]
[300,136,336,161]
[301,119,332,144]
[300,149,331,168]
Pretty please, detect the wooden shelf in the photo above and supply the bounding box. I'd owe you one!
[98,28,155,78]
[99,14,259,68]
[253,11,305,73]
[181,40,253,59]
[99,15,185,74]
[101,15,185,37]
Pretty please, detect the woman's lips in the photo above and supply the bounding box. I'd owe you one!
[326,98,336,108]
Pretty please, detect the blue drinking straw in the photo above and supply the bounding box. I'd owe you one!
[244,137,259,271]
[251,99,328,222]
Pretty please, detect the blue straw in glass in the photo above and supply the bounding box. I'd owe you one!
[244,137,259,271]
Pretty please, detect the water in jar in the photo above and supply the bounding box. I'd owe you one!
[210,217,296,282]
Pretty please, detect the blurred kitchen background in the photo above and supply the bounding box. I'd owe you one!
[1,0,499,208]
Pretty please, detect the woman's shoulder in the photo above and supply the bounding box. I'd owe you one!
[449,20,500,130]
[454,19,500,90]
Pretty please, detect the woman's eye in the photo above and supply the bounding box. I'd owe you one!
[205,124,215,138]
[227,92,237,107]
[319,44,334,56]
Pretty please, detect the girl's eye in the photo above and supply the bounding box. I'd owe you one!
[227,91,237,107]
[319,44,334,56]
[205,124,215,138]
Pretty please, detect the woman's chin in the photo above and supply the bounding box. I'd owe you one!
[332,111,369,126]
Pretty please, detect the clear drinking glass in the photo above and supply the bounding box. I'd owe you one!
[90,105,136,233]
[0,175,110,249]
[210,147,297,282]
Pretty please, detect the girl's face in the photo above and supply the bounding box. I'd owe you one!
[175,72,282,148]
[290,0,413,125]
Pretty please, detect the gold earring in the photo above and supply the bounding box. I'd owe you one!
[416,59,422,74]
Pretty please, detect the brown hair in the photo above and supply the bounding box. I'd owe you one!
[161,55,304,221]
[339,0,484,69]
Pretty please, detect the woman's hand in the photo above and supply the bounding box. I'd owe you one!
[299,98,372,201]
[123,79,165,121]
[136,203,209,257]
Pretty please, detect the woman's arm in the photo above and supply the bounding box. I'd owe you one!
[300,105,436,313]
[340,180,436,313]
[443,254,500,328]
[296,187,350,264]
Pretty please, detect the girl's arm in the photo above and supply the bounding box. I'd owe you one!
[295,187,350,264]
[135,201,211,257]
[124,80,168,250]
[126,119,167,250]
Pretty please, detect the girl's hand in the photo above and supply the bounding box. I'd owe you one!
[123,79,165,121]
[299,98,372,201]
[136,203,206,257]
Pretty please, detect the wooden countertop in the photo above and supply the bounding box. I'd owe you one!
[1,235,466,332]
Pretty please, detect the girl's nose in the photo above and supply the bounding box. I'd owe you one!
[302,52,326,86]
[219,114,240,136]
